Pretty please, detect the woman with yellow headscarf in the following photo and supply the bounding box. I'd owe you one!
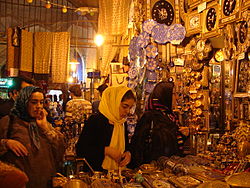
[76,86,136,171]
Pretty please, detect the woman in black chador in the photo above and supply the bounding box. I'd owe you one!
[129,81,189,168]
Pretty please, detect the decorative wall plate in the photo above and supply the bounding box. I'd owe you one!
[129,36,139,60]
[138,67,146,84]
[151,24,169,44]
[145,82,156,94]
[146,45,158,58]
[127,81,137,89]
[168,24,186,44]
[146,58,158,71]
[128,66,138,79]
[143,19,158,34]
[137,31,150,49]
[146,70,157,82]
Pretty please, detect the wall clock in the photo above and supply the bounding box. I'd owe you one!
[202,2,221,39]
[206,8,217,31]
[223,0,236,16]
[190,15,200,29]
[214,50,225,62]
[219,0,241,26]
[185,12,201,36]
[152,0,175,26]
[239,21,248,44]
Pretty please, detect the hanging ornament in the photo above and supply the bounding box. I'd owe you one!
[26,0,33,3]
[89,12,95,16]
[45,1,51,9]
[62,6,67,13]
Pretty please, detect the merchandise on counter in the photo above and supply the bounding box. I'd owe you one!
[197,180,230,188]
[225,172,250,188]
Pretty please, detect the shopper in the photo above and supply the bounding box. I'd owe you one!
[92,83,108,114]
[76,86,136,171]
[0,86,65,188]
[129,81,189,168]
[65,84,92,124]
[0,76,35,119]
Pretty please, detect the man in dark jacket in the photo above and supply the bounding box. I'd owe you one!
[0,76,35,119]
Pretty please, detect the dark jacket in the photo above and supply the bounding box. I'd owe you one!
[0,98,14,119]
[129,110,183,168]
[76,113,130,172]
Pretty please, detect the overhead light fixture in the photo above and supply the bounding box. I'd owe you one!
[94,34,104,47]
[62,6,67,13]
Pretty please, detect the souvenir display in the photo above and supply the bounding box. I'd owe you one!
[146,44,158,58]
[145,82,156,94]
[127,80,137,89]
[142,19,158,34]
[238,21,248,44]
[202,3,221,39]
[226,172,250,187]
[128,66,138,80]
[146,70,157,82]
[236,60,250,93]
[137,31,150,49]
[151,24,170,44]
[129,36,139,60]
[168,24,186,45]
[220,0,241,26]
[151,0,175,26]
[146,58,158,71]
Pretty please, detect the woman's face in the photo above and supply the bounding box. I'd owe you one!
[27,92,44,118]
[119,98,135,119]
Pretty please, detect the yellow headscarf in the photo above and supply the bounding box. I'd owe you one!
[99,85,131,170]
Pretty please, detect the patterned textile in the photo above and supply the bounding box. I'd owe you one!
[51,32,70,83]
[20,30,33,72]
[98,0,131,76]
[7,28,19,74]
[34,32,53,74]
[65,99,92,124]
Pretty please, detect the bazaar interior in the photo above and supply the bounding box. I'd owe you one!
[0,0,250,187]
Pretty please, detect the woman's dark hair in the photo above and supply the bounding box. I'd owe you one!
[122,90,136,102]
[69,84,82,97]
[151,81,174,110]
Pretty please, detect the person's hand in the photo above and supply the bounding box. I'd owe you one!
[105,146,122,163]
[6,139,28,157]
[119,151,131,167]
[36,109,50,131]
[179,127,189,137]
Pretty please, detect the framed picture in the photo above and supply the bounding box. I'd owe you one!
[232,98,239,120]
[234,59,250,94]
[110,63,124,74]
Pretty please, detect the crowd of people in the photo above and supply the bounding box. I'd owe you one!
[0,76,189,188]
